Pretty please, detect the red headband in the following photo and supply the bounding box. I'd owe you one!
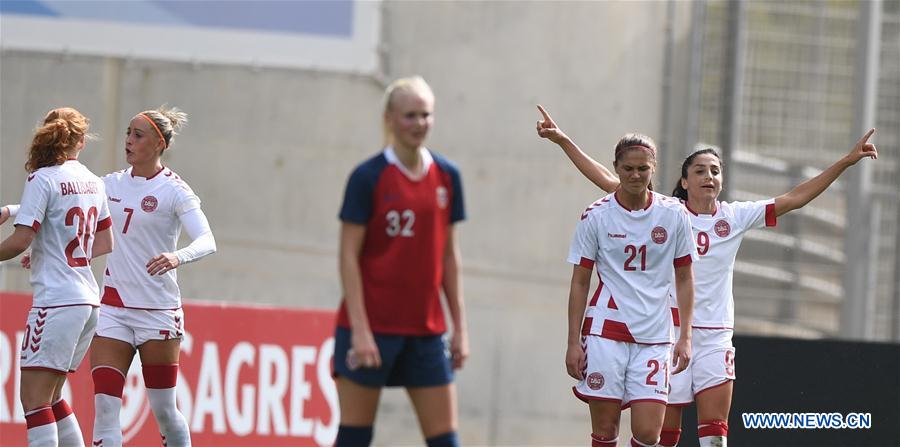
[139,113,167,148]
[615,144,656,158]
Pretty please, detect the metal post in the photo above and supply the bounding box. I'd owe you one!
[682,0,706,160]
[841,0,882,340]
[659,0,677,193]
[719,0,747,203]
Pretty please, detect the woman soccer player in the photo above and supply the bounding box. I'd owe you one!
[565,132,696,447]
[333,76,468,447]
[538,104,877,447]
[0,107,114,447]
[87,106,216,447]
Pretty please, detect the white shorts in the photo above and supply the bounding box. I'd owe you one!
[669,328,735,405]
[573,335,671,407]
[20,305,98,374]
[95,305,185,347]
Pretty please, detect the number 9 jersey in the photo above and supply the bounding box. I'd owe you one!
[337,147,465,336]
[14,160,112,307]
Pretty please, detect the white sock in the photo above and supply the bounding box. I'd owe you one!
[699,437,727,447]
[144,365,190,447]
[26,406,58,447]
[147,387,190,446]
[52,399,84,447]
[92,366,126,447]
[92,394,123,447]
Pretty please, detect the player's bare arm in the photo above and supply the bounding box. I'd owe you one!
[774,128,878,217]
[566,265,591,381]
[91,227,114,259]
[443,225,469,370]
[536,105,620,193]
[672,263,694,375]
[0,225,35,261]
[339,222,382,369]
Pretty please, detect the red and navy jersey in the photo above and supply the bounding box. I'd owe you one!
[337,147,465,336]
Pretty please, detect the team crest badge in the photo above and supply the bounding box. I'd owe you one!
[651,226,668,244]
[587,372,605,390]
[141,196,158,213]
[436,186,448,209]
[714,219,731,237]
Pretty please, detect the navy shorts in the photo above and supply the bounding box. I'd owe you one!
[333,326,453,388]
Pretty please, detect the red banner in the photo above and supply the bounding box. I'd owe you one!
[0,292,338,446]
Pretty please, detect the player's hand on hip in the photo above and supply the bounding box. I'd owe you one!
[536,105,569,145]
[147,252,180,276]
[450,328,469,370]
[565,343,586,380]
[20,252,31,270]
[847,128,878,164]
[348,329,381,370]
[672,337,691,375]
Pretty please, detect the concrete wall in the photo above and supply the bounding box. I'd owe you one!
[1,2,693,445]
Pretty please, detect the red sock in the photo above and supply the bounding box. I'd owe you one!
[659,427,682,446]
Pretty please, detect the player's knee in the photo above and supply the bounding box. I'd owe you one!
[630,425,662,446]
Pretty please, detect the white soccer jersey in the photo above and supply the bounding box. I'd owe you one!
[101,167,201,309]
[13,160,112,307]
[568,191,696,344]
[671,199,776,329]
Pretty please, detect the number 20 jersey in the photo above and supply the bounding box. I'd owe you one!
[337,147,465,336]
[14,160,112,307]
[568,191,696,345]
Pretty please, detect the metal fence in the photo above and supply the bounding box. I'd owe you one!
[691,0,900,341]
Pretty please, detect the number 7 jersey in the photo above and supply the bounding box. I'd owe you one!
[100,167,201,309]
[568,191,696,344]
[337,147,465,336]
[14,160,112,307]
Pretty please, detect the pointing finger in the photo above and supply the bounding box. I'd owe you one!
[537,104,554,124]
[857,128,875,146]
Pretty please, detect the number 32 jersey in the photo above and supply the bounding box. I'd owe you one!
[14,160,112,307]
[337,147,465,336]
[568,191,696,344]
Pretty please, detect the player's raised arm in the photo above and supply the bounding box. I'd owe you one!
[774,128,878,217]
[536,105,620,193]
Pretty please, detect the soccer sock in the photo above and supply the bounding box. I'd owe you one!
[659,427,682,446]
[630,436,658,447]
[335,425,374,447]
[25,405,58,447]
[143,364,191,447]
[92,366,126,447]
[425,431,459,447]
[591,433,618,447]
[698,419,728,447]
[52,399,84,447]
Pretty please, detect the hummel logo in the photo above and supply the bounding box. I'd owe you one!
[109,197,121,203]
[27,174,36,181]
